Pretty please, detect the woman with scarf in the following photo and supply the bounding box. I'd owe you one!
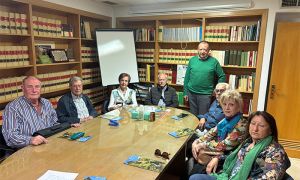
[108,73,137,111]
[189,111,291,180]
[188,89,248,176]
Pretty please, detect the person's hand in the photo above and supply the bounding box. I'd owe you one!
[198,118,206,130]
[30,135,48,146]
[184,95,188,102]
[71,123,81,128]
[192,139,201,159]
[206,157,219,174]
[86,116,93,120]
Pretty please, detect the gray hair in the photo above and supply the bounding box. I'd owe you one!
[69,76,83,87]
[216,82,230,90]
[219,89,243,113]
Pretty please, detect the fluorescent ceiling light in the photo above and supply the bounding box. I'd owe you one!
[129,0,253,14]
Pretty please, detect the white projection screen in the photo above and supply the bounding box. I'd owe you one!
[95,29,139,86]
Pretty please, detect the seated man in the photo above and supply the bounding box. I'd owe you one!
[56,76,98,125]
[197,82,230,134]
[145,73,178,107]
[2,76,58,149]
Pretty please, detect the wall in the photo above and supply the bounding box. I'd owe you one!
[44,0,114,17]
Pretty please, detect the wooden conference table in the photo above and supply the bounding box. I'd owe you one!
[0,107,198,180]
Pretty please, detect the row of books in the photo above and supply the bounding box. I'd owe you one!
[211,50,257,67]
[36,70,78,93]
[158,26,202,42]
[81,47,98,62]
[136,48,155,63]
[82,68,101,85]
[80,19,92,39]
[227,73,256,92]
[83,86,108,105]
[32,16,73,37]
[0,110,3,124]
[48,95,62,109]
[138,64,155,82]
[135,28,155,41]
[0,46,30,68]
[0,76,25,102]
[205,22,261,42]
[0,11,28,34]
[158,66,177,84]
[158,49,197,64]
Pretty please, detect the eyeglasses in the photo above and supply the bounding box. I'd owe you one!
[154,149,170,160]
[214,89,225,93]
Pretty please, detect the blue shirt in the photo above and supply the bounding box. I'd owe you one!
[197,100,224,130]
[2,96,58,148]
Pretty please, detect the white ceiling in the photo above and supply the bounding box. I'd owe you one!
[94,0,198,6]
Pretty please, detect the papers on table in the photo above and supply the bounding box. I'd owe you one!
[38,170,78,180]
[101,109,120,119]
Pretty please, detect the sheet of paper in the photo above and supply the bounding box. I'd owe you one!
[38,170,78,180]
[101,109,120,119]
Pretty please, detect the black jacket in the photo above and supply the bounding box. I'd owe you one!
[145,85,178,107]
[56,92,98,124]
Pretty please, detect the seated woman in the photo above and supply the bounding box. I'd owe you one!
[189,111,291,180]
[108,73,138,111]
[188,90,248,176]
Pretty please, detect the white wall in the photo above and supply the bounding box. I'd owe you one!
[44,0,114,17]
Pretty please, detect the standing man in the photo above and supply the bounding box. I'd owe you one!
[145,73,178,107]
[2,76,58,148]
[56,76,98,125]
[184,41,225,116]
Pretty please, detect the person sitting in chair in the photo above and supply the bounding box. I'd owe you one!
[145,73,178,107]
[2,76,58,149]
[56,76,98,125]
[108,73,138,111]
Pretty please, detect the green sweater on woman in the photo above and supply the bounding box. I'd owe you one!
[183,56,225,96]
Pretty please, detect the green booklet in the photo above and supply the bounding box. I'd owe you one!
[168,128,194,138]
[124,155,165,172]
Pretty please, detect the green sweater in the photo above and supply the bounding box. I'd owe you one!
[184,56,225,96]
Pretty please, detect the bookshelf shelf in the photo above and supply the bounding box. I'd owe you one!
[136,41,155,43]
[34,36,79,41]
[0,33,30,37]
[117,9,268,113]
[36,62,80,67]
[138,61,155,64]
[222,66,256,69]
[0,65,33,70]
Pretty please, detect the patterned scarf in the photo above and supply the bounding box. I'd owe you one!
[217,113,241,141]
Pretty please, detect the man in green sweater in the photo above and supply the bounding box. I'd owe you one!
[184,41,225,116]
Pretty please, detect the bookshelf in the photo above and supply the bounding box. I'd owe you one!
[0,0,112,113]
[117,9,268,114]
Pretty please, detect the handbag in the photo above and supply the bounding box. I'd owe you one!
[197,146,224,165]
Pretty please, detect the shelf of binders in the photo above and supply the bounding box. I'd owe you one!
[36,61,80,67]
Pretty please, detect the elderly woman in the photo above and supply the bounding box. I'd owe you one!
[190,111,291,180]
[189,89,248,176]
[108,73,138,111]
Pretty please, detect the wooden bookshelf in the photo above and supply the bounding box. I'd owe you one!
[0,0,112,108]
[117,9,268,113]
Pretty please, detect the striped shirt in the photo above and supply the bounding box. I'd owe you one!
[2,96,58,148]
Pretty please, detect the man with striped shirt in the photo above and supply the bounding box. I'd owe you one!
[2,76,58,149]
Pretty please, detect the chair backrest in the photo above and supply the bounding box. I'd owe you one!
[102,99,110,114]
[0,125,16,162]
